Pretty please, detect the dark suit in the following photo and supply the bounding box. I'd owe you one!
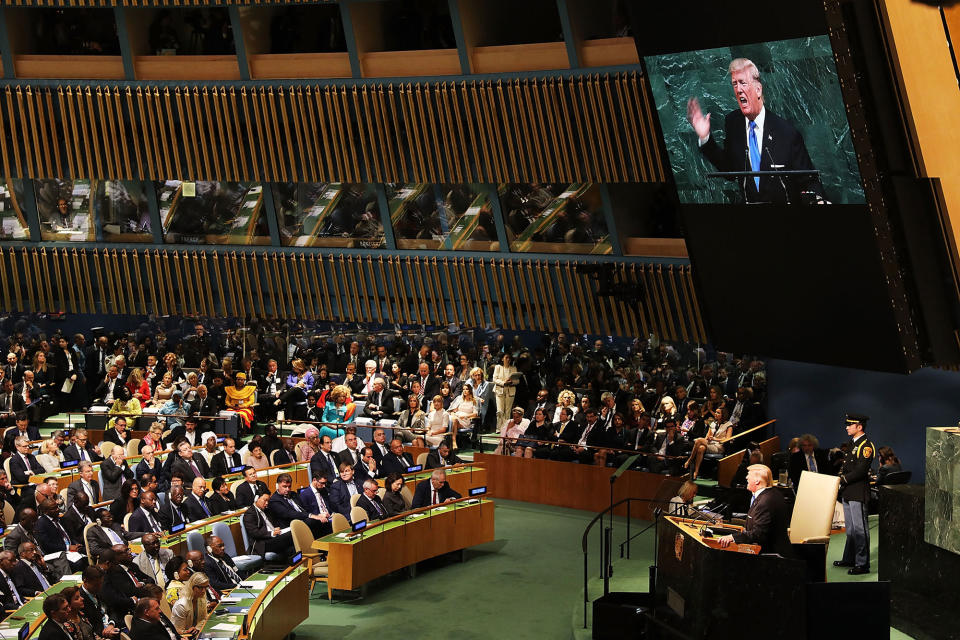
[37,621,72,640]
[209,450,244,477]
[61,505,95,545]
[732,487,794,557]
[158,499,188,530]
[425,449,464,469]
[34,514,76,556]
[128,506,165,534]
[0,567,25,610]
[699,107,823,204]
[129,616,181,640]
[379,451,415,477]
[103,563,153,619]
[327,478,363,517]
[170,454,210,481]
[356,493,388,521]
[66,479,101,508]
[204,552,242,592]
[299,487,335,517]
[99,457,133,502]
[337,447,363,469]
[8,452,44,485]
[412,375,440,401]
[308,450,342,484]
[362,389,396,419]
[11,559,56,597]
[191,395,219,418]
[209,492,238,514]
[0,393,26,426]
[266,491,311,528]
[93,377,124,405]
[79,585,114,636]
[86,524,136,561]
[2,425,41,453]
[63,443,101,463]
[411,480,461,509]
[241,506,293,557]
[102,428,130,447]
[182,493,218,521]
[788,449,831,489]
[235,481,270,508]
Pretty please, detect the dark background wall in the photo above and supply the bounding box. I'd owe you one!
[766,358,960,482]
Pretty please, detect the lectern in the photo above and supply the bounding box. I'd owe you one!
[655,516,807,639]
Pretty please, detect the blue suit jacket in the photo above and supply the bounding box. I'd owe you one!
[298,487,335,517]
[266,491,310,528]
[327,478,364,517]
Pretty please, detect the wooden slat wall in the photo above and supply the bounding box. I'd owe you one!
[0,248,705,341]
[6,0,334,5]
[0,74,665,184]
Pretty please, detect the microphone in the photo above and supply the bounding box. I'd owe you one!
[744,147,751,203]
[764,142,790,204]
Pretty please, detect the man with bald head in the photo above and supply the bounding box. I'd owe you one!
[129,490,164,534]
[132,533,172,587]
[185,549,220,607]
[203,535,241,592]
[61,490,96,546]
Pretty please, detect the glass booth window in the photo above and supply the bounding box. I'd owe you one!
[36,179,95,242]
[0,180,29,241]
[95,181,152,243]
[272,182,383,248]
[157,180,270,245]
[388,183,498,251]
[500,183,612,254]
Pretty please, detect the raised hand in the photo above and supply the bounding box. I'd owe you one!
[686,97,712,141]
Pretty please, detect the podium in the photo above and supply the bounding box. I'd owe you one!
[706,169,821,204]
[655,516,807,639]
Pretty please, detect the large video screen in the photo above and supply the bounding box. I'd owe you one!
[645,36,865,205]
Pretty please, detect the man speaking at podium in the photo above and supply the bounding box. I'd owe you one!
[687,58,824,204]
[718,464,793,557]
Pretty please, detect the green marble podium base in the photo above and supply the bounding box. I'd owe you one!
[925,427,960,553]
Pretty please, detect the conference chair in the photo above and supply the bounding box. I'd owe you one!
[416,452,428,467]
[211,521,262,574]
[349,493,362,509]
[2,459,11,486]
[878,470,912,485]
[400,486,413,510]
[59,487,69,504]
[186,531,205,554]
[123,513,132,531]
[2,501,13,526]
[290,519,331,599]
[269,450,282,466]
[240,520,282,563]
[82,523,96,563]
[350,506,369,525]
[331,513,349,534]
[124,615,133,630]
[377,487,386,500]
[125,439,141,457]
[294,441,307,460]
[99,441,115,460]
[789,470,841,581]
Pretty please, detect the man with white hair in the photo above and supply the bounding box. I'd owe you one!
[686,57,823,204]
[718,464,793,557]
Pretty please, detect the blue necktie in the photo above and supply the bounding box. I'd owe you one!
[748,121,760,191]
[31,564,50,590]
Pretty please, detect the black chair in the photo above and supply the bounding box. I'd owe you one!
[878,470,911,485]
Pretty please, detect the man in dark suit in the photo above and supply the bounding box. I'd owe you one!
[353,446,381,483]
[256,360,285,424]
[267,473,329,536]
[0,379,25,428]
[356,479,389,521]
[526,388,556,424]
[379,438,415,477]
[66,462,101,507]
[93,366,125,407]
[646,419,686,475]
[0,551,26,611]
[209,437,243,477]
[327,464,363,519]
[63,429,102,463]
[61,492,97,547]
[425,441,464,469]
[11,542,57,597]
[688,58,823,204]
[411,469,462,509]
[204,535,243,592]
[182,477,218,521]
[129,491,165,535]
[361,379,396,420]
[243,493,294,558]
[788,434,832,489]
[236,467,270,508]
[191,384,219,423]
[412,363,440,402]
[129,597,179,640]
[34,499,83,570]
[2,353,25,386]
[2,414,38,453]
[369,428,390,464]
[39,593,74,640]
[719,464,793,557]
[308,435,342,484]
[86,510,137,561]
[299,474,335,522]
[170,441,210,481]
[101,545,153,621]
[158,487,188,530]
[9,435,45,485]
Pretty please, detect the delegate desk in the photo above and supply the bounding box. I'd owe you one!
[163,509,246,558]
[314,497,494,592]
[199,565,309,640]
[380,463,486,498]
[656,516,807,640]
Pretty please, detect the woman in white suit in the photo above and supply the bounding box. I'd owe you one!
[492,353,518,432]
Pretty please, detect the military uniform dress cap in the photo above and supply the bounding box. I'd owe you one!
[844,413,869,424]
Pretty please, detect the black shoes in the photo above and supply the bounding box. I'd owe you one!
[847,566,870,575]
[833,560,853,567]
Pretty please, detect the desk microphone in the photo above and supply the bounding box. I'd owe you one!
[764,143,790,204]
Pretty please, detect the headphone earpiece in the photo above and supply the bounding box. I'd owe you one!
[187,559,194,569]
[95,519,102,526]
[206,546,212,555]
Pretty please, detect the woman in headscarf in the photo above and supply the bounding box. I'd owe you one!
[199,431,219,466]
[224,372,256,431]
[317,384,355,439]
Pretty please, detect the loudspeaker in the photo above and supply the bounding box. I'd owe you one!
[806,582,890,638]
[592,592,652,640]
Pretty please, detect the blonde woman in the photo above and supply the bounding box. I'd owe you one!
[448,385,478,449]
[140,422,166,453]
[492,353,518,431]
[36,438,64,472]
[125,368,151,407]
[171,572,212,635]
[152,372,176,407]
[552,389,578,424]
[466,367,492,427]
[424,395,450,447]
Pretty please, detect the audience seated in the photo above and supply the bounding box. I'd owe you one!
[411,469,461,509]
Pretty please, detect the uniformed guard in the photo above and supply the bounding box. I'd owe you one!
[834,413,875,575]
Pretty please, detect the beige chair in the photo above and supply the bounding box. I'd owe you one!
[331,513,350,534]
[230,479,245,500]
[125,439,141,458]
[59,487,69,505]
[82,523,96,562]
[290,519,331,599]
[99,441,115,460]
[294,441,307,461]
[377,487,386,500]
[349,506,369,525]
[416,452,428,466]
[349,493,363,509]
[2,458,11,486]
[400,486,413,510]
[789,470,841,544]
[124,615,133,630]
[123,512,132,531]
[2,501,13,526]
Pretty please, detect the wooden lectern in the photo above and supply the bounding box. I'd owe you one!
[655,516,808,639]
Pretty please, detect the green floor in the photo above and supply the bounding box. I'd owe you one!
[292,502,913,640]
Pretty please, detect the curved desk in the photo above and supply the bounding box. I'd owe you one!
[314,497,494,592]
[197,565,310,640]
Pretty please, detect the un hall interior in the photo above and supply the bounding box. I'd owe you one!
[1,0,960,639]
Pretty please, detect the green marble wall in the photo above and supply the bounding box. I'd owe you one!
[925,427,960,554]
[644,36,865,205]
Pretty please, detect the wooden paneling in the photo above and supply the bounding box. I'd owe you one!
[360,50,462,78]
[248,53,352,80]
[470,42,570,74]
[475,452,684,519]
[14,56,125,80]
[0,73,665,184]
[579,38,640,68]
[134,56,242,81]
